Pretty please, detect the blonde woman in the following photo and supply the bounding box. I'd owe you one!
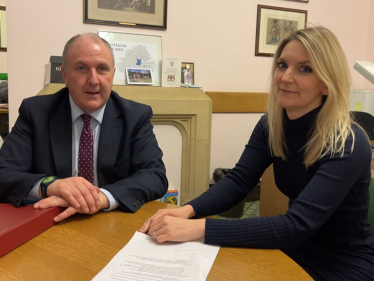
[140,26,374,280]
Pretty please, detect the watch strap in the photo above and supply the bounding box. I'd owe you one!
[40,176,58,198]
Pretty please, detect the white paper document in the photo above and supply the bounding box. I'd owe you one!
[92,231,220,281]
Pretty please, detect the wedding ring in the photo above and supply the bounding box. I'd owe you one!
[152,231,157,239]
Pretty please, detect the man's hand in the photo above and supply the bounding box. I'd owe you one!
[34,191,110,222]
[42,177,100,213]
[139,204,196,234]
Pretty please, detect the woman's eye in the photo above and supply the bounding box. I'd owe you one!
[277,62,287,69]
[300,66,313,73]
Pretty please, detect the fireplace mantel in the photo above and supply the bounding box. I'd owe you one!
[37,84,212,205]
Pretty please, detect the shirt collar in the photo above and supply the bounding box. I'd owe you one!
[69,94,106,124]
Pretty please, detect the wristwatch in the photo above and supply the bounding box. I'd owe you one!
[40,176,58,198]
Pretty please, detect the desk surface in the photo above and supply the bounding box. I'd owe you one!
[0,201,311,280]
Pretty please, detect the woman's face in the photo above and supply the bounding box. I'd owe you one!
[273,40,328,120]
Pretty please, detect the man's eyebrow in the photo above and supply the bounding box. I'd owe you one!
[71,61,111,68]
[98,62,110,67]
[72,61,86,65]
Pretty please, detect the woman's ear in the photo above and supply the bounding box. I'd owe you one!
[322,86,329,96]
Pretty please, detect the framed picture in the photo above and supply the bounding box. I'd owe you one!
[0,7,6,52]
[126,68,154,85]
[181,62,194,85]
[98,31,162,86]
[255,5,307,57]
[283,0,308,2]
[84,0,167,30]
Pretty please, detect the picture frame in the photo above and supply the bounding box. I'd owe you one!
[98,31,162,86]
[181,62,194,85]
[255,5,307,57]
[126,68,154,85]
[84,0,167,30]
[0,7,6,52]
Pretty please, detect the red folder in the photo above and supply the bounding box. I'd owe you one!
[0,204,64,257]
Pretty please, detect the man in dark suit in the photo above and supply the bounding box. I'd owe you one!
[0,33,168,222]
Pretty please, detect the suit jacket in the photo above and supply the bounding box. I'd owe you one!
[0,87,168,212]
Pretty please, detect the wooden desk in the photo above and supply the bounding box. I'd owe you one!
[0,201,311,280]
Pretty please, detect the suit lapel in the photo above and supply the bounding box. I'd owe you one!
[50,94,72,178]
[97,97,123,185]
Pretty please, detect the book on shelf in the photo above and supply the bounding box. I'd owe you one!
[0,204,64,257]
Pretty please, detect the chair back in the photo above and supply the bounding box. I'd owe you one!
[351,111,374,139]
[351,112,374,233]
[369,179,374,234]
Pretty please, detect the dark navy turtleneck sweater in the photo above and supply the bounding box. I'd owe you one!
[188,107,374,280]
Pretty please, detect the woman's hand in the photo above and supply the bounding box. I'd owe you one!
[148,216,206,243]
[139,204,195,234]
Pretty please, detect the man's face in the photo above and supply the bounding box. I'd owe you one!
[61,36,115,113]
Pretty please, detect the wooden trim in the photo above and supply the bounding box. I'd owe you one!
[205,91,268,113]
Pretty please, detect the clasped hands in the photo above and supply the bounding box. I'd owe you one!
[34,177,109,222]
[139,204,206,243]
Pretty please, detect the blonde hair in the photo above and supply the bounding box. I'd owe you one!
[267,26,357,167]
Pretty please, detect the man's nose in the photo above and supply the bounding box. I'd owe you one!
[88,69,99,85]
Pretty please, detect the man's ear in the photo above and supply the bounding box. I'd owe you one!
[61,65,68,85]
[322,86,329,96]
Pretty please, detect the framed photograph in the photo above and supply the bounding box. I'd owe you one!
[181,62,194,85]
[84,0,167,30]
[98,31,162,86]
[126,68,153,85]
[0,7,6,52]
[283,0,308,2]
[255,5,307,57]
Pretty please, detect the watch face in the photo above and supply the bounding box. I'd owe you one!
[42,176,55,184]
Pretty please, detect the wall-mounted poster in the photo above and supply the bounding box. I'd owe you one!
[255,5,307,57]
[84,0,167,30]
[98,31,163,86]
[0,7,6,52]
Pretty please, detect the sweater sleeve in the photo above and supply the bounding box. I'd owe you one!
[198,126,371,249]
[188,115,272,217]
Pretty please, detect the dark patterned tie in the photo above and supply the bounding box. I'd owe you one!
[78,114,94,184]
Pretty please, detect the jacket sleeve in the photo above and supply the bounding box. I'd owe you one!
[0,99,49,206]
[100,106,168,213]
